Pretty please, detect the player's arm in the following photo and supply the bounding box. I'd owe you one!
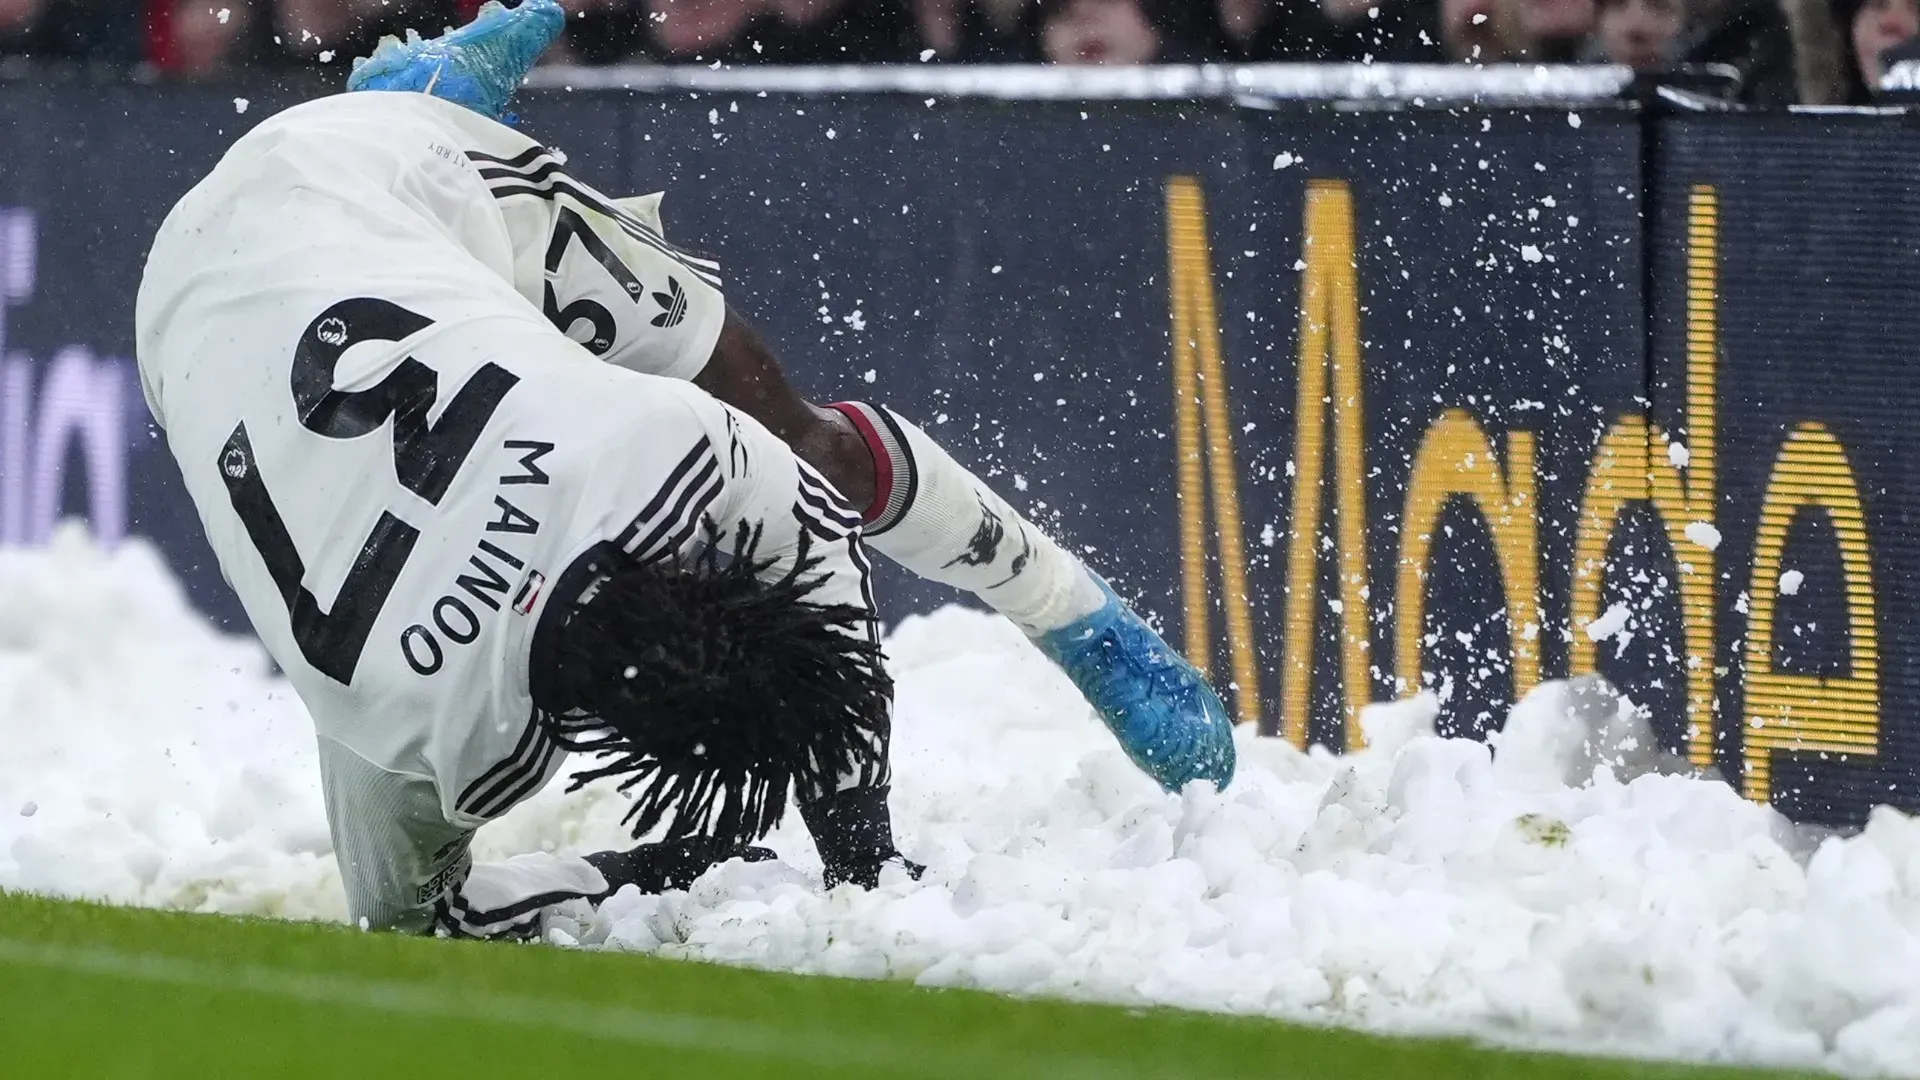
[319,734,772,936]
[698,310,880,511]
[686,397,914,888]
[318,733,588,938]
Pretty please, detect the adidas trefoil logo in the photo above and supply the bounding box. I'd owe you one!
[650,276,687,328]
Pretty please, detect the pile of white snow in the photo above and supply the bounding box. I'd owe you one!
[6,528,1920,1076]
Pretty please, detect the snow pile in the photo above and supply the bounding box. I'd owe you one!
[6,530,1920,1075]
[0,528,336,917]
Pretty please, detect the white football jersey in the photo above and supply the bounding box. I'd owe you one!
[135,92,877,936]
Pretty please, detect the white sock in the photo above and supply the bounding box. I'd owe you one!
[828,402,1105,636]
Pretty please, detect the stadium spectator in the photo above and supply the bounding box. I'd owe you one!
[1446,0,1530,57]
[270,0,457,69]
[0,0,46,57]
[632,0,733,59]
[643,0,762,60]
[631,0,913,63]
[1839,0,1918,88]
[1313,0,1443,59]
[157,0,254,79]
[1372,0,1527,62]
[150,0,467,79]
[913,0,1041,61]
[1593,0,1686,67]
[1353,0,1576,59]
[756,0,916,62]
[0,0,144,66]
[1678,0,1797,101]
[1214,0,1267,54]
[0,0,1846,87]
[543,0,649,64]
[1379,0,1587,61]
[1513,0,1596,57]
[1036,0,1220,63]
[1214,0,1357,60]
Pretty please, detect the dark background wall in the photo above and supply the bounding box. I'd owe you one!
[0,83,1908,824]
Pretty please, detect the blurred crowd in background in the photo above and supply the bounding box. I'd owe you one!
[0,0,1911,105]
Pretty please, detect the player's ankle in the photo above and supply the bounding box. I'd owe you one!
[1006,557,1107,637]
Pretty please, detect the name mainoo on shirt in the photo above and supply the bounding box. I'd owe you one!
[399,439,554,677]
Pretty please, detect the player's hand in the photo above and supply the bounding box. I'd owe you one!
[584,835,775,896]
[831,853,926,891]
[799,784,919,889]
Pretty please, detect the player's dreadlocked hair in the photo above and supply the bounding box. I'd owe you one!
[532,522,891,851]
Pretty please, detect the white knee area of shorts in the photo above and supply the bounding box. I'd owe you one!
[864,410,1103,636]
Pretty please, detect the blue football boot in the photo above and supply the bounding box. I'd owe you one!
[1032,576,1237,792]
[346,0,565,122]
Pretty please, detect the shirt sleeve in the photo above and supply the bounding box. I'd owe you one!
[472,146,727,382]
[317,734,610,939]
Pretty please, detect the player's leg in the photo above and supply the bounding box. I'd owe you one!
[697,312,1236,794]
[700,314,1101,633]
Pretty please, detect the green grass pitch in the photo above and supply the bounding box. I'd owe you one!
[0,891,1819,1079]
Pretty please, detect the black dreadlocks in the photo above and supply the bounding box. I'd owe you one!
[533,522,892,851]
